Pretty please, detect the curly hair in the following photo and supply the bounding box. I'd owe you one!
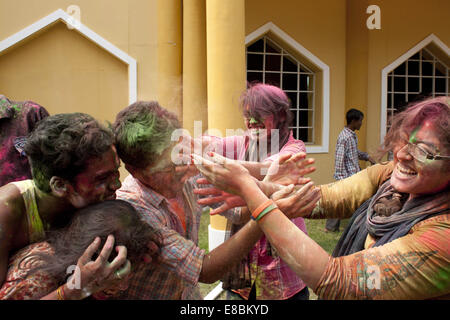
[25,200,161,284]
[113,101,181,169]
[24,113,114,193]
[376,96,450,160]
[240,83,294,146]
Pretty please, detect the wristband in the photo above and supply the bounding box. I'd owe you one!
[251,199,274,220]
[255,203,278,221]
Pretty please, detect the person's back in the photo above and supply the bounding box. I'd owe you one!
[326,108,374,232]
[0,95,49,186]
[333,126,361,180]
[1,200,161,300]
[116,174,204,299]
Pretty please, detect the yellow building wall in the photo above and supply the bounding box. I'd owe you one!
[246,0,450,185]
[245,0,347,185]
[0,22,128,123]
[1,0,448,187]
[364,0,450,154]
[0,0,169,181]
[0,0,163,114]
[345,0,370,170]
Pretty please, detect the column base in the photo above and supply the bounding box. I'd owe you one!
[208,224,226,252]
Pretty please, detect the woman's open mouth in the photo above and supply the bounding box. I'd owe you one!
[395,164,417,178]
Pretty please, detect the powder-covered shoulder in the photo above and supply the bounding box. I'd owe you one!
[409,213,450,257]
[411,213,450,231]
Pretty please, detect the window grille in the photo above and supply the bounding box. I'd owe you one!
[246,37,316,144]
[386,48,449,132]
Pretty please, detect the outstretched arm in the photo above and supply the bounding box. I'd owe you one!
[0,186,24,287]
[254,201,329,289]
[193,152,316,216]
[191,154,264,283]
[192,153,326,287]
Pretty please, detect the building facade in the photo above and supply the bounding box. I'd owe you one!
[1,0,449,243]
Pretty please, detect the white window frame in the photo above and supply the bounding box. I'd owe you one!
[245,22,330,154]
[246,36,316,144]
[0,9,137,105]
[380,34,450,143]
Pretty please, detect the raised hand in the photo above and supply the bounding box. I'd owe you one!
[65,235,131,299]
[272,182,321,219]
[194,177,246,215]
[264,152,316,186]
[191,153,257,196]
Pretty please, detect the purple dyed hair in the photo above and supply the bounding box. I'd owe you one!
[240,83,294,145]
[377,96,450,160]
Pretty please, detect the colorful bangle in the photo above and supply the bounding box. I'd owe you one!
[56,285,66,300]
[251,199,275,221]
[255,203,278,221]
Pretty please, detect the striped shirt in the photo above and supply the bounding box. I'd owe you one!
[116,175,205,299]
[334,127,369,180]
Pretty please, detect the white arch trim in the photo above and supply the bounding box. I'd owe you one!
[246,22,330,153]
[0,9,137,105]
[380,34,450,143]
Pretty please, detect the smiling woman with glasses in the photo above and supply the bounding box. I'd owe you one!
[192,96,450,300]
[404,141,450,162]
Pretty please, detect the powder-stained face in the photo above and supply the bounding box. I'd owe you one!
[245,114,276,142]
[136,144,191,197]
[390,121,450,199]
[66,146,121,208]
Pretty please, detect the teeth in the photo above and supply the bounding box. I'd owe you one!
[397,165,417,176]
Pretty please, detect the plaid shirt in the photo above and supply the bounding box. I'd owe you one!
[116,175,205,299]
[211,131,309,299]
[334,127,369,180]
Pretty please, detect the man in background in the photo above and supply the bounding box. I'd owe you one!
[325,108,375,232]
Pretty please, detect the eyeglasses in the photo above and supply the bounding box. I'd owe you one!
[403,142,450,163]
[245,117,262,125]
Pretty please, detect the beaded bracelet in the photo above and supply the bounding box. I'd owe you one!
[251,199,274,221]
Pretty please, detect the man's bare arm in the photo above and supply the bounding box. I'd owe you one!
[0,185,24,286]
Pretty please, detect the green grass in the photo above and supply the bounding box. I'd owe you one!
[197,210,348,300]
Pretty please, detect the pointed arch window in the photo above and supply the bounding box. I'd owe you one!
[386,47,449,133]
[246,36,316,144]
